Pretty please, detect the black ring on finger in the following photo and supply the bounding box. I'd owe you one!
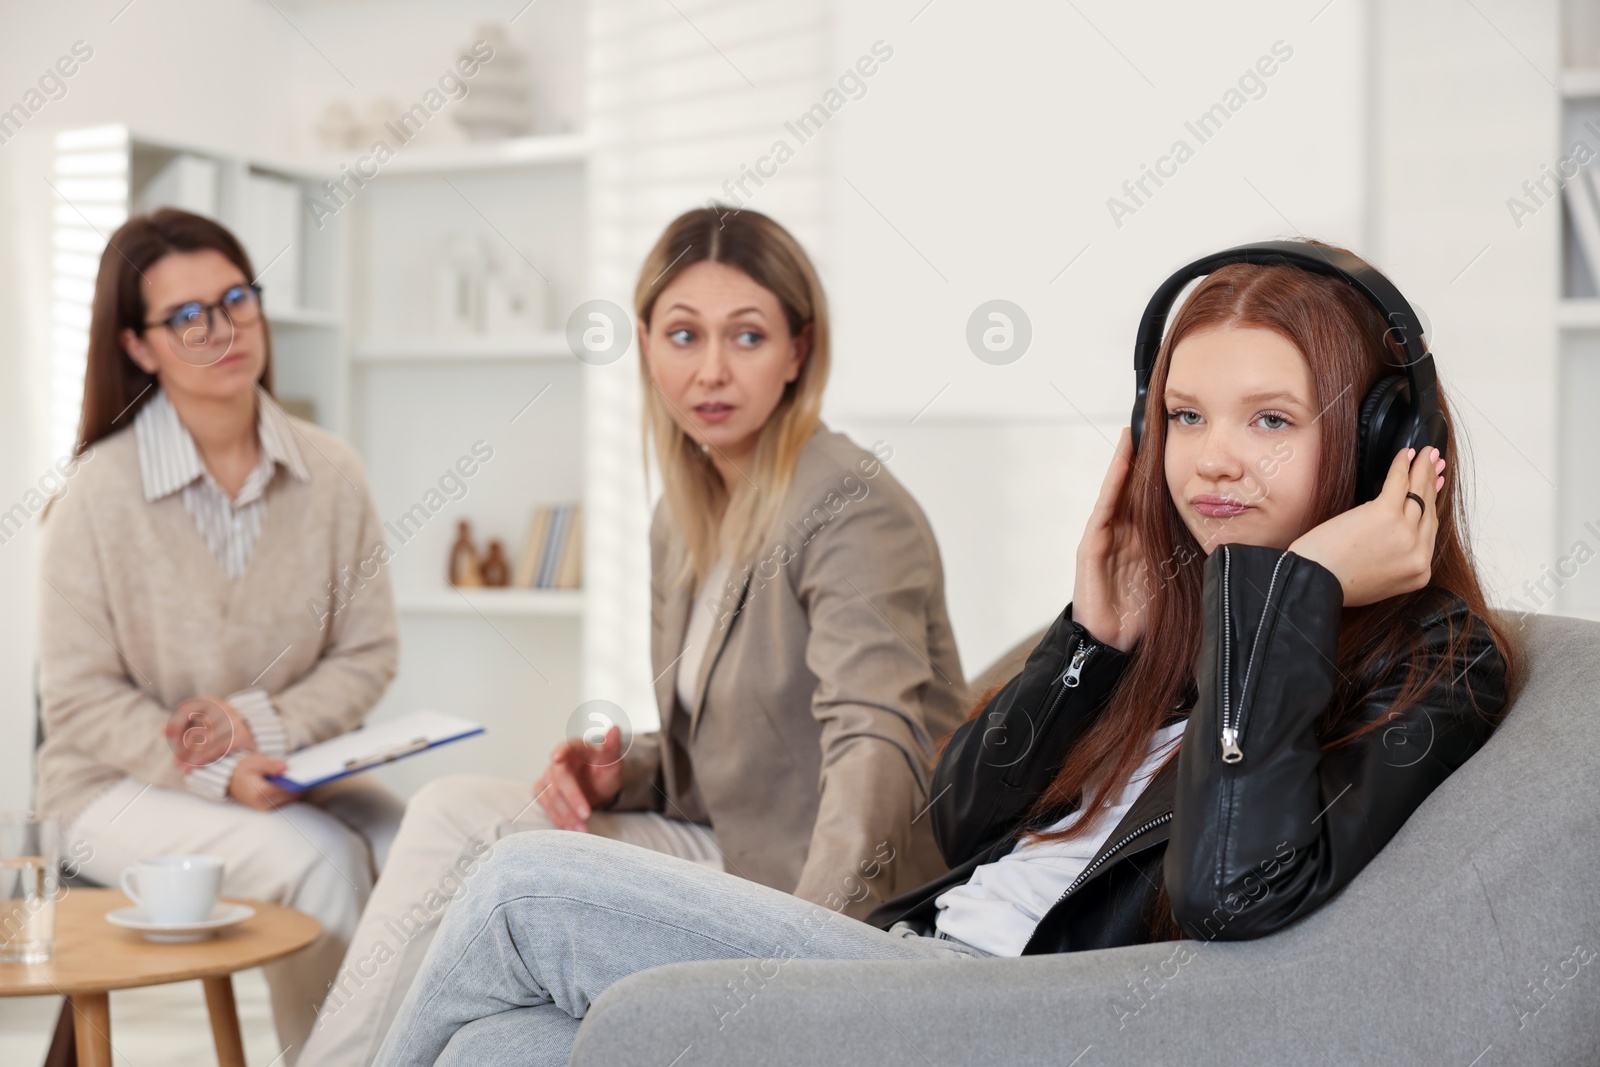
[1405,491,1426,517]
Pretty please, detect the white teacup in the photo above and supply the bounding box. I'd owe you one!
[120,855,223,925]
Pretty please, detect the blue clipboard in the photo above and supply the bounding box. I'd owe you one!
[266,710,486,792]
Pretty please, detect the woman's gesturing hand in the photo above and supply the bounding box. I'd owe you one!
[1071,426,1149,653]
[1288,445,1447,607]
[534,724,625,832]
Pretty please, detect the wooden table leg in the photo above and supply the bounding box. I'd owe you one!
[202,974,247,1067]
[44,998,77,1067]
[69,992,111,1067]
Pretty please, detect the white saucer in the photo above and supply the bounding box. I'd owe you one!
[106,902,255,942]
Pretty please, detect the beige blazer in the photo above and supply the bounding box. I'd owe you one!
[610,425,968,919]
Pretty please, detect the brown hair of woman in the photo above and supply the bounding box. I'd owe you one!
[76,207,273,455]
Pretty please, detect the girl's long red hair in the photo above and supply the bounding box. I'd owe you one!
[994,239,1521,941]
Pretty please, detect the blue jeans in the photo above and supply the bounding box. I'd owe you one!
[372,831,990,1067]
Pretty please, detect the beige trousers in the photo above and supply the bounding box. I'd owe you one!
[71,774,405,1065]
[296,774,723,1067]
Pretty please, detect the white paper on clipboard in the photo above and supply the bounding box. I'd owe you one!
[267,710,485,792]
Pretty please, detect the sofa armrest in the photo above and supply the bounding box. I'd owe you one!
[570,943,1310,1067]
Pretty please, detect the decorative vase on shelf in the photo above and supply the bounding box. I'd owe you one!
[314,101,362,152]
[314,96,403,152]
[483,254,548,334]
[449,521,485,588]
[481,540,510,587]
[435,235,487,335]
[454,24,536,140]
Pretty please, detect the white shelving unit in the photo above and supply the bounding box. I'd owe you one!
[395,588,584,617]
[1556,297,1600,327]
[328,133,590,175]
[1560,68,1600,98]
[47,125,594,792]
[272,307,343,329]
[45,124,348,457]
[353,332,569,363]
[334,132,590,794]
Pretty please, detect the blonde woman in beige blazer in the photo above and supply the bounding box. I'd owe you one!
[36,209,404,1063]
[301,207,967,1066]
[614,424,963,907]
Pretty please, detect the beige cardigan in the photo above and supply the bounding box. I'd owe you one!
[612,424,969,920]
[35,408,399,827]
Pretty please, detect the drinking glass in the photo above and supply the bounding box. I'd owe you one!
[0,811,61,963]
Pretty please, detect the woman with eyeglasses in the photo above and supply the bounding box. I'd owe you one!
[35,208,404,1063]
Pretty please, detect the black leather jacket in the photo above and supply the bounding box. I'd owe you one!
[867,542,1509,954]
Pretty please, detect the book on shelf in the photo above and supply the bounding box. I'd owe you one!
[553,504,583,589]
[512,507,552,588]
[537,505,570,588]
[513,503,583,589]
[1566,168,1600,294]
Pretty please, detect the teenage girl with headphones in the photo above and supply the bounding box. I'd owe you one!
[370,238,1519,1066]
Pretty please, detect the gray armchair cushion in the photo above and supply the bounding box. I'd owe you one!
[572,613,1600,1065]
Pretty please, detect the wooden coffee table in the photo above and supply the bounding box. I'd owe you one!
[0,888,319,1067]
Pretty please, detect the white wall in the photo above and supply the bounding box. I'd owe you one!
[583,0,836,727]
[0,131,43,809]
[1371,0,1560,617]
[823,0,1368,671]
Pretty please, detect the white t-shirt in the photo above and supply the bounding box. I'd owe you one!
[675,557,733,713]
[932,717,1187,957]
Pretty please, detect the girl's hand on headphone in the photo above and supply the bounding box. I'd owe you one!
[1071,426,1149,652]
[1287,445,1445,607]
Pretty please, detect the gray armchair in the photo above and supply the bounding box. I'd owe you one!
[570,612,1600,1066]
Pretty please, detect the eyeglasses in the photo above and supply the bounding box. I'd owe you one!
[141,283,263,345]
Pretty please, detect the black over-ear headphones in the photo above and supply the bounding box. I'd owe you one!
[1129,240,1447,504]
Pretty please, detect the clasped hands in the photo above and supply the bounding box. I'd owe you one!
[162,697,295,811]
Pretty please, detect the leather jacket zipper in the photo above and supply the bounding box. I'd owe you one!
[1059,810,1174,901]
[1025,633,1166,931]
[1061,638,1094,687]
[1037,633,1096,724]
[1220,547,1240,761]
[1217,545,1290,765]
[1004,633,1097,783]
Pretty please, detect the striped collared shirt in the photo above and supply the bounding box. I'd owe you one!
[133,387,306,800]
[133,387,309,579]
